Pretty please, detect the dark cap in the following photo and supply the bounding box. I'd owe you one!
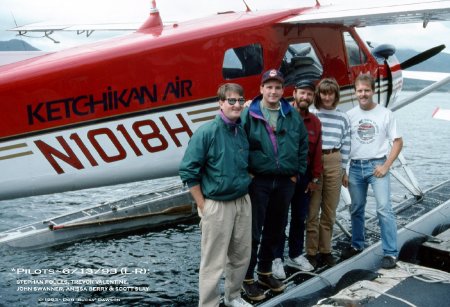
[261,69,284,85]
[295,79,315,91]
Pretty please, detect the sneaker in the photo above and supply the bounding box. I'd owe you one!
[286,255,314,271]
[341,246,362,260]
[272,258,286,279]
[381,256,397,269]
[258,273,286,292]
[224,296,253,307]
[305,254,318,269]
[321,253,336,267]
[242,280,266,301]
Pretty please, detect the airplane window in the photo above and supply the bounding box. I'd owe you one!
[222,44,263,79]
[280,42,323,87]
[343,32,367,66]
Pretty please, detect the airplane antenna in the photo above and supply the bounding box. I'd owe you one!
[10,11,27,50]
[10,11,18,28]
[151,0,157,13]
[138,0,163,32]
[242,0,252,12]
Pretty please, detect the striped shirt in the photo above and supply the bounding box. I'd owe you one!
[312,108,351,170]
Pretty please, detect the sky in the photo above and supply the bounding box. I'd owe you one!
[1,0,450,54]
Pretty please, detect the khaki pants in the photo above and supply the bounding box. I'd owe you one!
[306,151,342,255]
[198,195,251,307]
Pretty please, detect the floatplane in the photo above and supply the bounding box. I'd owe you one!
[1,0,450,200]
[1,0,450,304]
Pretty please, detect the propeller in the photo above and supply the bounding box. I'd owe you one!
[400,44,446,70]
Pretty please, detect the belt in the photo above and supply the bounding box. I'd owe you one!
[322,148,340,155]
[352,156,386,162]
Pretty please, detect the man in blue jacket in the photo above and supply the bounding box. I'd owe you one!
[179,83,252,307]
[240,69,309,301]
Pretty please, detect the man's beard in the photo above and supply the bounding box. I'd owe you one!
[296,99,310,111]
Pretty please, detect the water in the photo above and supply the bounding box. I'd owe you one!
[395,92,450,190]
[1,92,449,306]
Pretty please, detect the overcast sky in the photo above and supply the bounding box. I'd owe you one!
[1,0,450,54]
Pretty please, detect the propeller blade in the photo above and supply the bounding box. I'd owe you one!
[400,44,446,70]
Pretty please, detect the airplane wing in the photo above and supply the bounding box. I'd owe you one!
[281,0,450,27]
[8,22,143,38]
[9,22,143,33]
[8,21,177,43]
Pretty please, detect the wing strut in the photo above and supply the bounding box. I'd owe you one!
[392,75,450,111]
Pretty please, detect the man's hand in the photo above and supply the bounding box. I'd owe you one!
[374,164,389,178]
[196,198,205,216]
[305,181,320,192]
[189,185,206,216]
[342,173,349,188]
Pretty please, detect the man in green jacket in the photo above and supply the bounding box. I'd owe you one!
[179,83,252,307]
[241,69,308,301]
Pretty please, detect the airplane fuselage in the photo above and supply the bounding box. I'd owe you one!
[0,8,401,200]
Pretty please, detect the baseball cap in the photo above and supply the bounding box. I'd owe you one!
[295,79,316,91]
[261,69,284,85]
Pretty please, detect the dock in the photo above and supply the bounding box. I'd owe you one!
[256,179,450,306]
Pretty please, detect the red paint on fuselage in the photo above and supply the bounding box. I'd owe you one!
[0,8,388,141]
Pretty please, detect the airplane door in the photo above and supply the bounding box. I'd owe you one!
[342,31,381,104]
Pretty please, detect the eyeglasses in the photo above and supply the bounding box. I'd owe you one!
[225,98,246,106]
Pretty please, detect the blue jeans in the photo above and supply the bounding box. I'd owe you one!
[348,157,398,257]
[245,175,295,279]
[275,174,310,259]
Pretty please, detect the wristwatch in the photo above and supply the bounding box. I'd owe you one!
[312,178,320,184]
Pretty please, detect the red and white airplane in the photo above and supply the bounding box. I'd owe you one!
[1,0,450,200]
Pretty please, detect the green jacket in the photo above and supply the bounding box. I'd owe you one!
[241,96,308,176]
[179,114,251,201]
